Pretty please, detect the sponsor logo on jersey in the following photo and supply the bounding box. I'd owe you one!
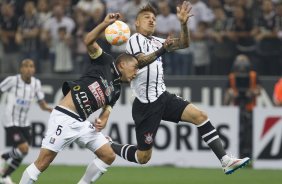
[74,91,93,117]
[257,116,282,159]
[16,98,30,107]
[80,92,92,113]
[88,81,105,108]
[13,133,21,142]
[100,76,114,97]
[144,132,153,144]
[73,85,81,91]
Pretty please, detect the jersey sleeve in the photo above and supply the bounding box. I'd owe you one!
[90,52,114,65]
[108,90,120,107]
[126,34,146,55]
[35,79,45,101]
[0,76,14,92]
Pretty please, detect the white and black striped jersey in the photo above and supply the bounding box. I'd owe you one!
[126,33,166,103]
[0,75,45,127]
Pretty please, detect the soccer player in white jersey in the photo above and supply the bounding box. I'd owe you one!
[110,1,250,175]
[0,59,52,184]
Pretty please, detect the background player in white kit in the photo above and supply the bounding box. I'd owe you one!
[0,59,52,184]
[110,1,250,175]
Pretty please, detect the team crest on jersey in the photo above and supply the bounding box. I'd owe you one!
[49,137,56,144]
[13,133,21,142]
[152,39,162,48]
[144,132,153,144]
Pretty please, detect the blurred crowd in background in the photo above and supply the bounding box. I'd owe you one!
[0,0,282,76]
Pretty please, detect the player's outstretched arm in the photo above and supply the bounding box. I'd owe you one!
[38,100,53,113]
[165,1,193,52]
[84,13,121,57]
[137,2,192,69]
[136,37,174,69]
[177,1,192,48]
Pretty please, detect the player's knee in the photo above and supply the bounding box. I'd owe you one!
[107,151,116,164]
[98,150,116,165]
[194,110,208,125]
[19,146,29,155]
[18,143,30,155]
[34,159,50,172]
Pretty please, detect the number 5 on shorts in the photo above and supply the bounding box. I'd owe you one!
[56,125,63,135]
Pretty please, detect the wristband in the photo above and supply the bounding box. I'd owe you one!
[104,105,112,112]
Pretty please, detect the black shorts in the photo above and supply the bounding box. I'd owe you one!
[132,91,190,151]
[5,126,31,147]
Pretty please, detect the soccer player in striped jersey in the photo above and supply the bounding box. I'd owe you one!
[110,1,250,175]
[0,59,52,184]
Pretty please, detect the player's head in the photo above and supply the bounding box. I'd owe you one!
[135,4,157,36]
[24,1,36,15]
[20,59,35,82]
[232,54,251,74]
[115,53,138,83]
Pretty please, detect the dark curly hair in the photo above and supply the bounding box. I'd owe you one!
[136,3,157,19]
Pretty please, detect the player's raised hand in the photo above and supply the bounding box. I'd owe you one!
[163,35,174,51]
[163,35,181,52]
[177,1,193,25]
[94,118,106,132]
[104,13,121,25]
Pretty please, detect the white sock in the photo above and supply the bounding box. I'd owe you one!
[221,155,230,166]
[19,163,41,184]
[78,158,110,184]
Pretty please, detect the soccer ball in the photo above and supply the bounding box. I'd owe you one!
[105,20,130,46]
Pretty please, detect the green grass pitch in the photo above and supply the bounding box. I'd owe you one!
[12,165,281,184]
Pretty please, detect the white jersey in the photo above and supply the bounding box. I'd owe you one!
[0,74,45,127]
[126,33,166,103]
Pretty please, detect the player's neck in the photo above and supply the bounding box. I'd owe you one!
[21,75,31,84]
[138,31,153,39]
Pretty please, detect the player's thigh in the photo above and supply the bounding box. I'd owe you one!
[41,110,84,152]
[34,148,57,172]
[77,124,115,164]
[180,103,208,125]
[162,92,189,123]
[94,143,115,164]
[135,119,160,151]
[76,121,108,153]
[133,98,164,151]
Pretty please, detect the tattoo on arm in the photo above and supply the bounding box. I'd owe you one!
[179,23,190,48]
[137,47,166,69]
[171,23,190,51]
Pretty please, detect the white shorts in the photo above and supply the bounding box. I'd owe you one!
[41,106,108,153]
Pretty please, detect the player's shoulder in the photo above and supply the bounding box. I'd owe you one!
[129,33,146,40]
[91,51,114,64]
[4,75,18,82]
[0,75,17,85]
[152,36,165,43]
[31,76,42,85]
